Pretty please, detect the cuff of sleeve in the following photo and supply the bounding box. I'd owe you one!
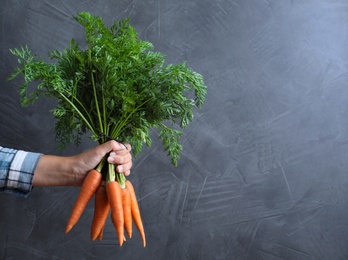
[6,150,43,198]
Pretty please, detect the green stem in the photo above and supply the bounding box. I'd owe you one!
[87,49,104,141]
[71,95,95,131]
[110,97,153,138]
[106,162,126,189]
[95,156,106,172]
[106,163,115,184]
[116,171,126,189]
[58,92,97,137]
[102,83,108,137]
[110,114,125,139]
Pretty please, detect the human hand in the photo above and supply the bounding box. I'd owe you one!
[33,140,132,187]
[71,140,132,185]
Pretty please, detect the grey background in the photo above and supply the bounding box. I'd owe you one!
[1,0,348,259]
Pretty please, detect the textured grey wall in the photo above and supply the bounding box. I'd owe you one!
[1,0,348,259]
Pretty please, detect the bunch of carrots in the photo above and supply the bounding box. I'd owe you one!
[9,12,206,248]
[65,158,146,247]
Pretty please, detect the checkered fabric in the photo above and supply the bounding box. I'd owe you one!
[0,146,42,197]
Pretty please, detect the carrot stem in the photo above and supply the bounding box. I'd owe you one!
[106,162,126,188]
[115,172,126,189]
[106,163,115,183]
[96,156,106,173]
[58,91,96,137]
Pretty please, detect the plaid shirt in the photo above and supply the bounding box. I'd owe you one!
[0,146,42,198]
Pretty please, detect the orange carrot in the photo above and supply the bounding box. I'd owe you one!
[91,182,110,240]
[106,180,124,246]
[126,180,146,247]
[65,169,102,233]
[97,225,105,240]
[122,186,132,238]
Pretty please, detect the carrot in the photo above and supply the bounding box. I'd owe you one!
[97,225,105,240]
[65,169,102,233]
[106,180,124,246]
[91,182,110,240]
[122,186,132,238]
[126,180,146,247]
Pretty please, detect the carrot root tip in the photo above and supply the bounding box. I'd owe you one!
[65,225,73,234]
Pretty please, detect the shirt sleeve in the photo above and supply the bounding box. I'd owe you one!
[0,146,43,198]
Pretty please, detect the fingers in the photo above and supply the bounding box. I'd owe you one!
[99,140,131,153]
[119,141,131,151]
[107,151,132,165]
[105,140,132,175]
[107,151,132,174]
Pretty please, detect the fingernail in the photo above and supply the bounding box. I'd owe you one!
[107,156,115,162]
[110,152,116,156]
[117,165,124,173]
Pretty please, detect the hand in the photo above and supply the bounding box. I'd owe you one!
[73,140,132,179]
[33,140,132,186]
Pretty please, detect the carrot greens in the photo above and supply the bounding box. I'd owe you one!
[9,12,206,167]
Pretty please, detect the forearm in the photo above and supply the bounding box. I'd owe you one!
[32,155,77,186]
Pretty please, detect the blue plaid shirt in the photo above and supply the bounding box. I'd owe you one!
[0,146,42,197]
